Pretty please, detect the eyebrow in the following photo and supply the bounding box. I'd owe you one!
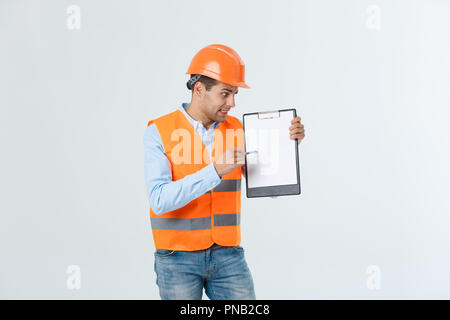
[222,88,239,94]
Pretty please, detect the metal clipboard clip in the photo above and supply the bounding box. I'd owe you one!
[257,110,280,119]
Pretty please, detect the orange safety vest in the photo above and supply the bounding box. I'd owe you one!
[147,109,244,251]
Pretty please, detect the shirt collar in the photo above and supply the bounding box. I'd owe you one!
[180,103,220,130]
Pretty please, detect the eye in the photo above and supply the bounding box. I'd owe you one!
[222,93,229,97]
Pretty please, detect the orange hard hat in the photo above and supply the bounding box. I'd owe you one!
[186,44,250,89]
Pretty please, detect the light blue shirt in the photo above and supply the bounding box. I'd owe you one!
[144,103,226,215]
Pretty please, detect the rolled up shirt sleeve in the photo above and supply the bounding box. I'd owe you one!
[144,124,222,215]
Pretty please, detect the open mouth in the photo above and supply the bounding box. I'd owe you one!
[218,109,230,116]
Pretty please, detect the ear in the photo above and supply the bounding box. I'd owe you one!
[193,81,204,97]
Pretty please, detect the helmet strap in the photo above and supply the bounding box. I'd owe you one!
[186,74,202,90]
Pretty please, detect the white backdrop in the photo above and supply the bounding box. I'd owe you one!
[1,0,449,299]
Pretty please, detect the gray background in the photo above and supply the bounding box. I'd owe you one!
[1,0,449,299]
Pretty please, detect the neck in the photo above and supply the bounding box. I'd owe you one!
[185,101,214,130]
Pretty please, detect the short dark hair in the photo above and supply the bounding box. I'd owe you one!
[187,74,219,91]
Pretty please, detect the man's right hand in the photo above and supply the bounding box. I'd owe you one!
[213,147,245,178]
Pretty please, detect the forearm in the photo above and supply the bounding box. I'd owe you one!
[149,163,221,215]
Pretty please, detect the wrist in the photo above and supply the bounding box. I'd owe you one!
[213,163,222,178]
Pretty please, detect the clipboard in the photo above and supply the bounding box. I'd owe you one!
[242,108,301,198]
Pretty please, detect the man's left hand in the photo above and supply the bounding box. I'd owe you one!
[289,116,305,144]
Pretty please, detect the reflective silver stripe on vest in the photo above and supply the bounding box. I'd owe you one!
[213,213,241,227]
[203,179,241,194]
[214,179,241,192]
[151,217,211,231]
[151,213,241,231]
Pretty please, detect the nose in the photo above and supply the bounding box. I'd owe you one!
[226,94,236,108]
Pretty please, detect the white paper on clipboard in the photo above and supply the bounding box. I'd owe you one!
[244,110,298,188]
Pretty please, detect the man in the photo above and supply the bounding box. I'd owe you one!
[143,44,305,300]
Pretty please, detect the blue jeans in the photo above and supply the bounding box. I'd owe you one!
[154,243,256,300]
